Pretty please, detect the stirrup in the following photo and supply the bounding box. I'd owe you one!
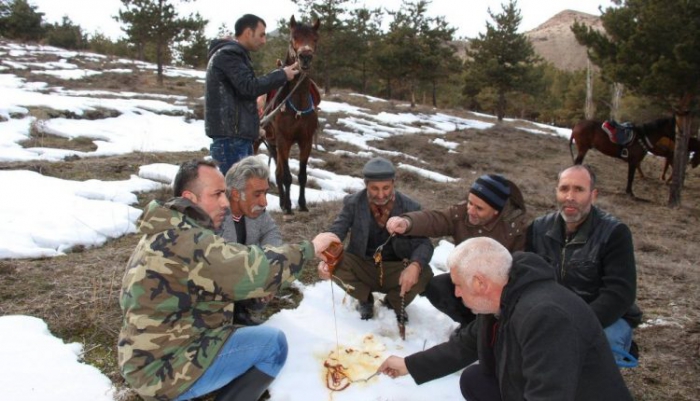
[620,148,629,158]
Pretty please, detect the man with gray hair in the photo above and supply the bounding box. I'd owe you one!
[378,237,632,400]
[221,155,283,325]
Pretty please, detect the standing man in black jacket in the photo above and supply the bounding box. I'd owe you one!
[378,237,632,401]
[526,165,642,366]
[205,14,299,175]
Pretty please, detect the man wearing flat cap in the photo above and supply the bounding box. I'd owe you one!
[313,157,434,322]
[386,173,528,334]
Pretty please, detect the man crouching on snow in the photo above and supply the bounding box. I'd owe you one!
[378,237,632,401]
[117,159,330,401]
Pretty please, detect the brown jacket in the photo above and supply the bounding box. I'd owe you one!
[402,180,528,251]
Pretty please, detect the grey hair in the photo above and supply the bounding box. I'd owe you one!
[224,156,270,198]
[447,237,512,285]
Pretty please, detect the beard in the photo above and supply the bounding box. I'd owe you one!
[558,201,591,225]
[369,191,394,206]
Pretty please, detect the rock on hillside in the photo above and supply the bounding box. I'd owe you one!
[525,10,604,71]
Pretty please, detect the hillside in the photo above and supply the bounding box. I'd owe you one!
[526,10,604,71]
[453,10,603,71]
[1,40,700,401]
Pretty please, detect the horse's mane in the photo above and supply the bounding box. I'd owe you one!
[639,117,675,138]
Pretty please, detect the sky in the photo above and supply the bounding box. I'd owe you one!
[0,41,576,399]
[28,0,612,40]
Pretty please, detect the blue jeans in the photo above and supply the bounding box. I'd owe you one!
[210,137,254,175]
[173,326,288,401]
[604,318,637,367]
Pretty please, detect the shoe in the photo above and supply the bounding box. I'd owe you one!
[233,304,262,326]
[214,367,274,401]
[382,297,408,323]
[357,294,374,320]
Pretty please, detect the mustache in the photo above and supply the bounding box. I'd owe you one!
[252,205,266,213]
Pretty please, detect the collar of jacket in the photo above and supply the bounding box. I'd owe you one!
[164,197,217,230]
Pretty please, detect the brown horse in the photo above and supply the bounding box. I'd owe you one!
[264,16,321,215]
[569,117,676,196]
[659,137,700,181]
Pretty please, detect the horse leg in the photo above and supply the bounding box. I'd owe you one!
[661,158,671,182]
[275,144,293,215]
[297,141,313,212]
[626,160,636,196]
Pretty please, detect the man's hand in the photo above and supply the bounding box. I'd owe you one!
[378,356,408,378]
[283,62,300,80]
[398,262,421,297]
[311,232,341,260]
[317,260,331,280]
[386,216,409,235]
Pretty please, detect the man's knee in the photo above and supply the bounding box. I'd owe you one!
[460,363,500,401]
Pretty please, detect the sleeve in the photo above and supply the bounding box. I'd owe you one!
[404,320,479,384]
[176,227,313,301]
[517,304,583,400]
[326,195,354,241]
[258,212,284,247]
[218,50,287,99]
[589,224,637,327]
[524,222,536,252]
[402,207,456,238]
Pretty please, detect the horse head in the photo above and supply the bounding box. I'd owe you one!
[288,15,320,72]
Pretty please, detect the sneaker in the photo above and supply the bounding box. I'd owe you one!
[357,294,374,320]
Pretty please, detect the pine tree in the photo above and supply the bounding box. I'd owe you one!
[464,0,539,121]
[0,0,45,41]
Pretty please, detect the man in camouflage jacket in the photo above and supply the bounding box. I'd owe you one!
[118,159,322,401]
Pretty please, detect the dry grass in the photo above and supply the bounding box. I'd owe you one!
[1,71,699,400]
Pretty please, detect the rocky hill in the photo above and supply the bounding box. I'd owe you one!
[525,10,604,71]
[452,10,604,72]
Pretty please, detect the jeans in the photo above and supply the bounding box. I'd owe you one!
[173,326,288,401]
[210,137,254,175]
[604,318,636,367]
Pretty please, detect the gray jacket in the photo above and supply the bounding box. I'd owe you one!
[219,210,283,247]
[327,189,433,269]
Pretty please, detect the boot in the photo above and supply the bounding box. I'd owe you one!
[214,367,274,401]
[356,294,374,320]
[234,302,262,326]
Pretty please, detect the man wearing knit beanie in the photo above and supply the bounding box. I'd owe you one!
[385,173,529,336]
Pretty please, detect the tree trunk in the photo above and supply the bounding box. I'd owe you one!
[432,79,437,107]
[668,106,693,207]
[496,90,506,121]
[156,42,164,86]
[611,82,623,121]
[585,59,595,119]
[410,80,416,108]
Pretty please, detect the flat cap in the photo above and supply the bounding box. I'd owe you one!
[362,157,396,181]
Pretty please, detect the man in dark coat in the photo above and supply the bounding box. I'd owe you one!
[526,165,642,365]
[378,237,632,401]
[386,174,528,332]
[205,14,299,174]
[313,157,434,322]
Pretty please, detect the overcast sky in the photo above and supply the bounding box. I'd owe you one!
[29,0,611,40]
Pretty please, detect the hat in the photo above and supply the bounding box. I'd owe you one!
[469,174,511,212]
[362,157,396,181]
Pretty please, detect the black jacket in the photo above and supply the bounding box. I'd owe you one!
[204,40,287,141]
[526,206,642,327]
[404,252,633,400]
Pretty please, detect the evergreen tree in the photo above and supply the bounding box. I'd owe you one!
[116,0,207,85]
[177,24,208,68]
[463,0,539,121]
[292,0,353,95]
[45,16,87,50]
[343,7,384,93]
[572,0,700,207]
[0,0,44,41]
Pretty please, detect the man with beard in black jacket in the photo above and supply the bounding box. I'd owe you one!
[205,14,299,175]
[378,237,632,401]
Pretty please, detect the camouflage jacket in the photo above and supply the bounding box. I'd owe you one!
[118,198,312,401]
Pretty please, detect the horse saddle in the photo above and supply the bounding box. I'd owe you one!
[602,120,635,146]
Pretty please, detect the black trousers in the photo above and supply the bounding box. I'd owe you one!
[424,272,476,326]
[460,362,501,401]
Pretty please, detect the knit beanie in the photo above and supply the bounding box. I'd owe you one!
[362,157,396,181]
[469,174,511,212]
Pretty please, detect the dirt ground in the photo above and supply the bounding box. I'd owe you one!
[1,90,700,400]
